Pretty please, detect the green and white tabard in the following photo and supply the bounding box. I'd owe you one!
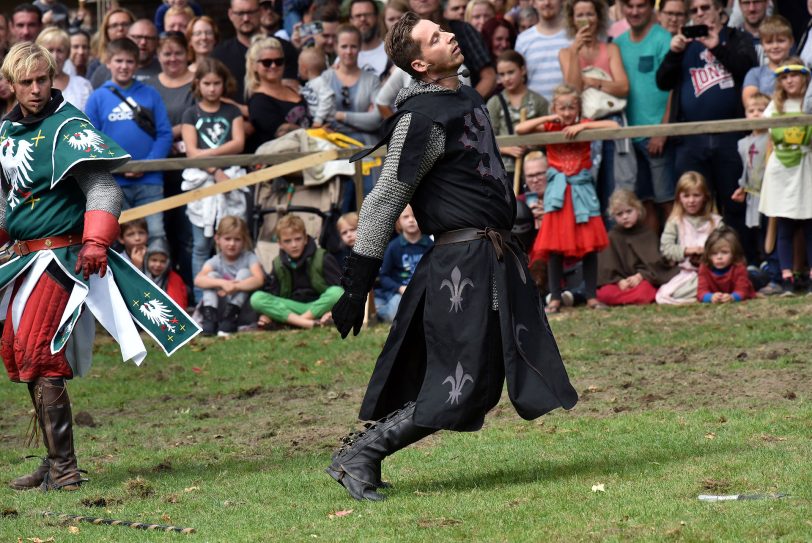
[0,99,200,376]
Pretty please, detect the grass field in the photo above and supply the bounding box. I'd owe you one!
[0,297,811,542]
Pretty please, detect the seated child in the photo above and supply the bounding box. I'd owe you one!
[143,238,188,309]
[298,47,335,128]
[656,172,722,305]
[697,226,756,303]
[119,218,149,269]
[250,214,344,329]
[374,205,433,322]
[194,216,265,336]
[334,211,358,266]
[597,189,678,306]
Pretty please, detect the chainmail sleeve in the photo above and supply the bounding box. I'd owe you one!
[0,184,6,232]
[353,112,445,260]
[71,162,124,218]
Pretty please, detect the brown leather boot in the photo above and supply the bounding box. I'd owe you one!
[8,380,50,490]
[39,378,85,491]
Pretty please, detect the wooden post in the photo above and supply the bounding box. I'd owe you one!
[353,160,365,212]
[765,216,777,254]
[352,160,377,327]
[513,108,527,195]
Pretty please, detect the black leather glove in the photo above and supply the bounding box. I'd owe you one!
[333,251,382,338]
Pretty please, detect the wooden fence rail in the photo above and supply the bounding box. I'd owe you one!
[116,115,812,222]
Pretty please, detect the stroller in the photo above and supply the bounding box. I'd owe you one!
[251,128,361,272]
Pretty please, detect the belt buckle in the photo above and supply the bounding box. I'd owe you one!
[44,238,53,248]
[15,240,29,256]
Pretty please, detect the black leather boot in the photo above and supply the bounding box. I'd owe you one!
[201,306,217,336]
[8,380,49,490]
[39,378,85,491]
[219,304,241,334]
[326,402,436,501]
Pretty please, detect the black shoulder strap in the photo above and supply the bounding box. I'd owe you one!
[496,92,514,134]
[109,86,136,111]
[349,110,407,162]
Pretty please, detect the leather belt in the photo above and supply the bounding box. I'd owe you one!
[11,233,82,256]
[434,227,513,260]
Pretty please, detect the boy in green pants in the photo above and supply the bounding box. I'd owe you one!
[250,215,344,329]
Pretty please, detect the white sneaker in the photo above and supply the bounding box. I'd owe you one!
[546,292,574,306]
[561,291,575,307]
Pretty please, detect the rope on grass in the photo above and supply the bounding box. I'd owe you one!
[41,512,196,534]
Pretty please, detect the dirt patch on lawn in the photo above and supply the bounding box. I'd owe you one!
[572,342,811,416]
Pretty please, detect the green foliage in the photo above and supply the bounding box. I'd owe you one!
[1,299,810,541]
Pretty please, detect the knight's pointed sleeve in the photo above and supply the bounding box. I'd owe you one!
[52,114,131,189]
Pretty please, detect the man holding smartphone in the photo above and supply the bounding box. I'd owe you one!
[656,0,758,262]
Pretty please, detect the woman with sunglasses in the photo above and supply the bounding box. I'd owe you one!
[86,7,134,82]
[321,24,381,145]
[186,15,219,72]
[245,36,310,152]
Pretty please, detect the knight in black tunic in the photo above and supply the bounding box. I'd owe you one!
[327,13,578,501]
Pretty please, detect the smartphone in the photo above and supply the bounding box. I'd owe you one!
[681,24,709,38]
[300,21,323,39]
[524,192,539,207]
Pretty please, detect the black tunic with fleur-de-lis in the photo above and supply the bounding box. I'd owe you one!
[356,84,578,432]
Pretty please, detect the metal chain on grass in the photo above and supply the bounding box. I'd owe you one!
[42,512,196,534]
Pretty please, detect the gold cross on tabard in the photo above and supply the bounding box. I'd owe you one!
[30,129,45,147]
[28,197,40,209]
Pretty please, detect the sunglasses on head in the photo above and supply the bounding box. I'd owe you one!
[259,57,285,67]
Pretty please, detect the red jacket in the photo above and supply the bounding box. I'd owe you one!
[165,270,189,309]
[697,263,755,302]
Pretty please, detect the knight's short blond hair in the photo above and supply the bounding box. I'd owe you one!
[1,42,56,85]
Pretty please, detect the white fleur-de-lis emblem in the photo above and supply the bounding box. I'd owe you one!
[440,266,474,313]
[443,362,474,405]
[139,299,177,333]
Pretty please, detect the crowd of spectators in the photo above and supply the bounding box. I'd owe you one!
[1,0,811,333]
